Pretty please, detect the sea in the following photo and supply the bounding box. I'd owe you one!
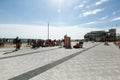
[1,38,28,43]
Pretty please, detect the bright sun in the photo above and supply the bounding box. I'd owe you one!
[51,0,64,5]
[51,0,65,13]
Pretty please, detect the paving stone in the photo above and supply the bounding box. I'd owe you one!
[1,42,119,80]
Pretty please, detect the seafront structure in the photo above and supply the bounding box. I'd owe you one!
[84,28,116,42]
[64,35,72,49]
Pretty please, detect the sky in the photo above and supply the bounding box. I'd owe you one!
[0,0,120,39]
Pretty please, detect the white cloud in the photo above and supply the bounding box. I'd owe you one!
[78,20,106,25]
[86,21,98,25]
[83,8,104,17]
[74,4,84,9]
[96,0,108,6]
[73,0,88,10]
[1,23,119,39]
[99,16,108,20]
[0,24,104,39]
[84,20,105,25]
[84,0,108,9]
[110,17,120,21]
[0,24,48,39]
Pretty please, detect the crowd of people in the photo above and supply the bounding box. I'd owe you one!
[0,36,86,50]
[27,39,63,48]
[12,36,64,51]
[2,36,120,50]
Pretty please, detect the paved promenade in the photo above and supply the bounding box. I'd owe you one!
[0,42,120,80]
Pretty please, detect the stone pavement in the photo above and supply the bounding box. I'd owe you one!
[0,42,120,80]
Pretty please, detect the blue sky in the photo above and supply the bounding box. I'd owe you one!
[0,0,120,39]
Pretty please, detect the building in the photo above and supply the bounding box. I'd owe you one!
[116,33,120,40]
[108,29,116,41]
[84,29,116,42]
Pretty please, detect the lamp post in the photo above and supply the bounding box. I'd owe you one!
[48,22,49,40]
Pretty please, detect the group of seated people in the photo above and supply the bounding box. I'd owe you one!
[73,41,84,48]
[115,40,120,48]
[27,39,63,48]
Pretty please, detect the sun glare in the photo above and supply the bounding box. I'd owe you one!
[51,0,64,5]
[51,0,65,13]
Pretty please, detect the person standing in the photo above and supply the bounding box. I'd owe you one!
[79,41,83,48]
[14,36,22,51]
